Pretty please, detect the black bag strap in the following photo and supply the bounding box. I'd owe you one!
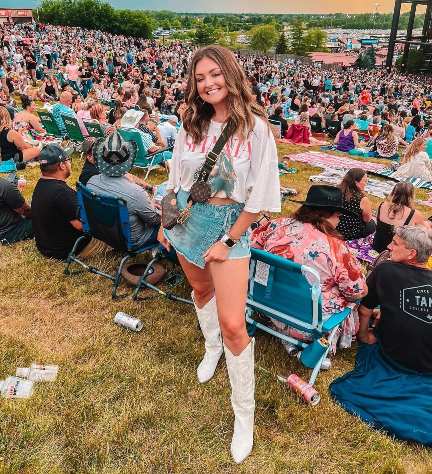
[194,120,236,183]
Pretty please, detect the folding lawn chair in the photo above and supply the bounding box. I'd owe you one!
[64,182,190,303]
[118,127,172,179]
[38,110,63,138]
[84,121,105,139]
[245,248,352,392]
[61,115,85,143]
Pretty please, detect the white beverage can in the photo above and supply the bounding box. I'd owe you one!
[114,312,143,332]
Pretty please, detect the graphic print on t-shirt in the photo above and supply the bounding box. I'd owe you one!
[401,284,432,323]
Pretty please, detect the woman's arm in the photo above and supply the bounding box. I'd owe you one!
[29,114,45,133]
[352,131,359,148]
[360,196,373,223]
[334,130,340,144]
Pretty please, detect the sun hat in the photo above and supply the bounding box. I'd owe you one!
[292,185,357,217]
[120,109,144,128]
[93,131,137,177]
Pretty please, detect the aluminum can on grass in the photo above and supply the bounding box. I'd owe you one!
[114,312,143,332]
[279,373,321,406]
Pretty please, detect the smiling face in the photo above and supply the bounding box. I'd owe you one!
[194,56,228,108]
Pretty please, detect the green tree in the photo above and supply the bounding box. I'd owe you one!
[249,24,278,53]
[289,20,306,56]
[38,0,154,38]
[304,28,327,52]
[194,24,219,45]
[275,31,288,54]
[356,47,376,70]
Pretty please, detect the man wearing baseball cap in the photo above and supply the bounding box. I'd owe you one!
[31,144,103,260]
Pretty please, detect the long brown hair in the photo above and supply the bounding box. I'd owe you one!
[293,206,342,239]
[340,168,366,201]
[0,106,11,131]
[401,136,425,164]
[387,182,414,218]
[182,45,267,143]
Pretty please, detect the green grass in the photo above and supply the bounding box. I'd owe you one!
[1,144,432,474]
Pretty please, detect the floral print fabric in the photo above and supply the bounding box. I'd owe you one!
[251,218,367,347]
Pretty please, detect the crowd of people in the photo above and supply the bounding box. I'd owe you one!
[1,19,432,459]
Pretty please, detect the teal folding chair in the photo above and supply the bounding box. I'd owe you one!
[246,248,352,393]
[37,110,63,138]
[61,115,85,143]
[84,121,105,138]
[118,127,172,179]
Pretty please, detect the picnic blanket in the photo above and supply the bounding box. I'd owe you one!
[372,167,432,190]
[330,343,432,446]
[309,168,395,199]
[346,234,378,264]
[287,152,386,173]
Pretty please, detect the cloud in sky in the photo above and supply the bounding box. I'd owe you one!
[9,0,401,13]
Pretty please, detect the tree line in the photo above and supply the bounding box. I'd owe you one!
[37,0,154,38]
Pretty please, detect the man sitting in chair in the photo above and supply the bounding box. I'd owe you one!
[87,132,161,249]
[330,225,432,446]
[120,109,164,155]
[0,175,33,244]
[51,91,76,136]
[32,144,105,260]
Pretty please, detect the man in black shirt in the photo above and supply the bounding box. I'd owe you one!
[330,225,432,446]
[32,144,90,260]
[358,225,432,373]
[0,176,32,244]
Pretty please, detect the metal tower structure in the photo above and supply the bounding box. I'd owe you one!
[386,0,432,71]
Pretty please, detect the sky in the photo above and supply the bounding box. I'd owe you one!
[6,0,401,14]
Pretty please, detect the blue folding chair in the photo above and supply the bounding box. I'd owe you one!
[65,182,190,304]
[118,127,173,179]
[246,248,352,389]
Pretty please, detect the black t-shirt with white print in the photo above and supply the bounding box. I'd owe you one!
[362,260,432,373]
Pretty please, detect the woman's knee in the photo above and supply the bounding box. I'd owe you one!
[219,316,246,341]
[191,284,214,306]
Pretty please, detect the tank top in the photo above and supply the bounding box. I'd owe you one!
[372,203,415,253]
[336,194,365,241]
[336,129,354,152]
[0,128,19,160]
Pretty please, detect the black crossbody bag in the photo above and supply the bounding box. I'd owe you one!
[161,121,235,230]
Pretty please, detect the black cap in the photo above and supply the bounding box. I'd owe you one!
[39,144,69,166]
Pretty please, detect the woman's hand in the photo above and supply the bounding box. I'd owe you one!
[203,241,230,264]
[157,226,170,251]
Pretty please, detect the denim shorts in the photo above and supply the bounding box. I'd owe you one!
[163,189,250,269]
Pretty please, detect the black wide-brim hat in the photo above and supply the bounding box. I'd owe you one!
[291,184,358,218]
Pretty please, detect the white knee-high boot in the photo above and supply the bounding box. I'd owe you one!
[193,293,223,383]
[224,338,255,464]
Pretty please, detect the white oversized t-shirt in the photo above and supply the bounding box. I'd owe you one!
[167,117,281,214]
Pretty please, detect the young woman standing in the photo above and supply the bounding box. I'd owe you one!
[158,45,281,463]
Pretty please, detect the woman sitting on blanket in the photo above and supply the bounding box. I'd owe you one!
[337,168,376,241]
[370,124,406,160]
[334,120,359,152]
[251,185,367,352]
[392,136,432,183]
[284,112,327,145]
[373,182,425,253]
